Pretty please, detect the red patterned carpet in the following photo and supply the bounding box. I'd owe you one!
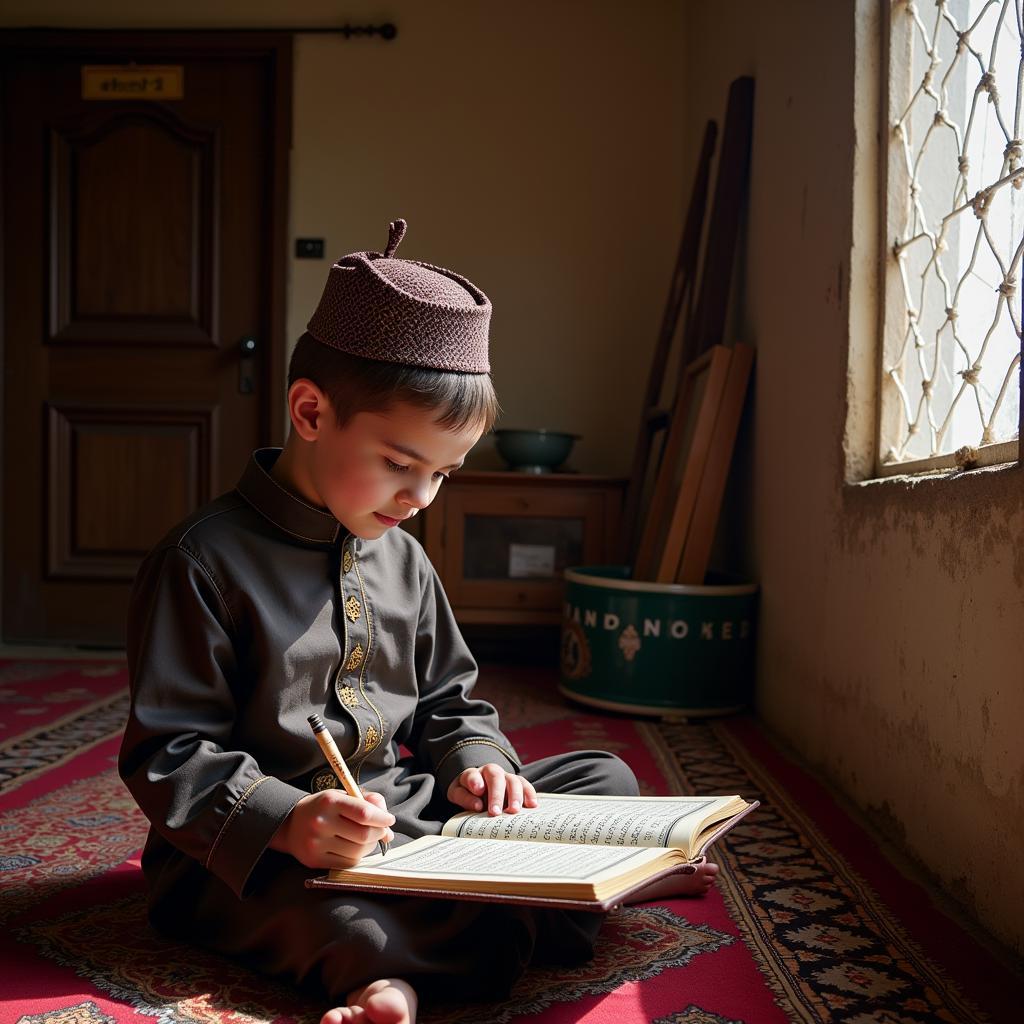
[0,659,1019,1024]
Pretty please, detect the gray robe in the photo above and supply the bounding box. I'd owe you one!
[119,448,639,1003]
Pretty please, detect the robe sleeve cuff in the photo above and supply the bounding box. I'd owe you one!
[205,775,307,898]
[433,737,521,799]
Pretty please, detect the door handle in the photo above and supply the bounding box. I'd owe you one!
[239,336,257,394]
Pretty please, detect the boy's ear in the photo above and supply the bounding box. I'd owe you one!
[287,379,332,441]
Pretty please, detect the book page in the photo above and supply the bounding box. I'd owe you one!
[338,835,667,884]
[442,794,735,852]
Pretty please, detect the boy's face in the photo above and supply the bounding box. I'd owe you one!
[309,400,484,540]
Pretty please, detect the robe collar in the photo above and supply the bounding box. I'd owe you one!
[235,448,343,547]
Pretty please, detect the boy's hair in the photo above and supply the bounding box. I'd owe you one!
[288,332,500,434]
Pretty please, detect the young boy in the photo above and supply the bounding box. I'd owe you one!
[119,219,717,1024]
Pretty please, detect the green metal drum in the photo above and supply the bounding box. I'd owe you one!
[559,565,758,717]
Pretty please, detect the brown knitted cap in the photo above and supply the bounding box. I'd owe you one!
[306,219,491,373]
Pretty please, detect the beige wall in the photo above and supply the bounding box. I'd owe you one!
[287,2,687,472]
[6,0,1022,956]
[681,0,1024,954]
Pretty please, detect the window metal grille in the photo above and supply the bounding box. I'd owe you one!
[881,0,1022,473]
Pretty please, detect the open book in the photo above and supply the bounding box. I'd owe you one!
[306,793,758,911]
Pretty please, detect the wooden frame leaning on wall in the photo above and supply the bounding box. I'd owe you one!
[632,343,754,586]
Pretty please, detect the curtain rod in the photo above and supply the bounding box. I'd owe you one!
[11,24,398,40]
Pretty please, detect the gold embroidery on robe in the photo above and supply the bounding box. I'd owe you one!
[339,685,359,707]
[364,725,379,753]
[346,644,364,671]
[312,771,339,792]
[342,549,353,574]
[345,596,361,622]
[352,559,386,761]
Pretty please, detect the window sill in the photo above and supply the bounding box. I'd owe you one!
[873,439,1019,479]
[846,451,1021,493]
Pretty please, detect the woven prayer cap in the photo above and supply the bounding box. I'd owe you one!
[306,219,491,373]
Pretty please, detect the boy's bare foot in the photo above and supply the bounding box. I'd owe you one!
[624,860,720,904]
[321,977,417,1024]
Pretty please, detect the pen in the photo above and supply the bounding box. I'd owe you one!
[307,713,389,857]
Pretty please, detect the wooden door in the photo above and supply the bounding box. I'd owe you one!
[1,32,291,646]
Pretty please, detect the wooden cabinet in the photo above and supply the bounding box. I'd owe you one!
[421,471,625,625]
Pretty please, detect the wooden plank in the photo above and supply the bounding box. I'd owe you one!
[619,120,718,562]
[686,76,755,361]
[632,346,713,579]
[632,346,732,582]
[676,343,755,584]
[653,346,734,583]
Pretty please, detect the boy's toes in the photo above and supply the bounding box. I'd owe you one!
[322,1009,360,1024]
[344,979,416,1024]
[364,988,411,1024]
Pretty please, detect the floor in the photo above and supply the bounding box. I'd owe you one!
[1,638,1019,980]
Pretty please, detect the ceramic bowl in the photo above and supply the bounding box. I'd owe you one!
[493,429,580,473]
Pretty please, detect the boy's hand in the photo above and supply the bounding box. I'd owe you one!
[270,789,395,869]
[447,764,539,816]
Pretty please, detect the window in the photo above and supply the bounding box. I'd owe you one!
[879,0,1022,475]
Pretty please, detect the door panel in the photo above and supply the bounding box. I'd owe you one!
[46,401,216,580]
[2,33,291,645]
[51,109,218,340]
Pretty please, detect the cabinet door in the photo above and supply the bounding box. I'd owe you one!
[438,485,608,620]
